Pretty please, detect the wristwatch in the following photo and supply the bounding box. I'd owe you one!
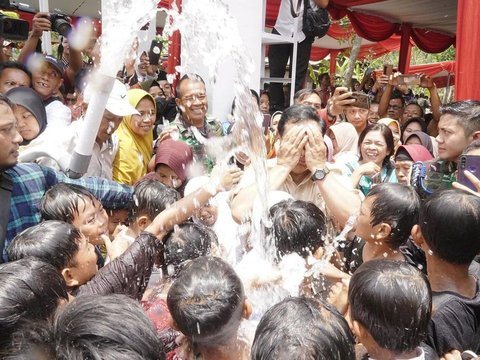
[311,167,330,182]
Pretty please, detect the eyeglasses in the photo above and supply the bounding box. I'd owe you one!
[182,93,207,103]
[302,101,322,110]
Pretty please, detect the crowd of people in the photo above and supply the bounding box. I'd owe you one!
[0,6,479,360]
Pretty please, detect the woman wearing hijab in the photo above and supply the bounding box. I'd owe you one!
[6,87,47,146]
[378,118,401,151]
[404,131,437,158]
[328,122,358,161]
[113,89,156,185]
[394,144,433,185]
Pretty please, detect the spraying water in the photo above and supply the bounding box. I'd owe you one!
[67,0,159,177]
[163,0,273,260]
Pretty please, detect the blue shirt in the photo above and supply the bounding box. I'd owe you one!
[3,163,132,261]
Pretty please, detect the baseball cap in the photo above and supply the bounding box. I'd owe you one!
[83,79,139,117]
[43,55,65,76]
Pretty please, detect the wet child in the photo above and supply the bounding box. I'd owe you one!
[167,256,252,360]
[8,166,243,299]
[338,182,420,274]
[411,189,480,356]
[348,259,432,360]
[251,297,355,360]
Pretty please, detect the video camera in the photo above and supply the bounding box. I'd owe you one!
[0,0,29,40]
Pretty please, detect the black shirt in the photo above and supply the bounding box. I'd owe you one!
[426,280,480,355]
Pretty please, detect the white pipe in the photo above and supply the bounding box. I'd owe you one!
[38,0,52,55]
[66,73,115,178]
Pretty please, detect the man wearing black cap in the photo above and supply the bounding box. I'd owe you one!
[31,54,72,132]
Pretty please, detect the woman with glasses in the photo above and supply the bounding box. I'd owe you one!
[113,89,156,185]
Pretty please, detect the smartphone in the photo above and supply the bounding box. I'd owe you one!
[149,39,162,66]
[383,64,393,77]
[458,154,480,191]
[397,74,421,86]
[263,113,271,135]
[349,92,370,110]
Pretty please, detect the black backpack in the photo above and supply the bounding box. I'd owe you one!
[290,0,330,39]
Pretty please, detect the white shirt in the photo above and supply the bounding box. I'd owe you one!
[369,347,425,360]
[45,100,72,131]
[21,118,119,179]
[274,0,318,42]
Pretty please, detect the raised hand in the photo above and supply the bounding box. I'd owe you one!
[328,87,356,116]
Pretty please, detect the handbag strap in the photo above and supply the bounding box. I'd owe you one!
[0,172,13,264]
[290,0,302,18]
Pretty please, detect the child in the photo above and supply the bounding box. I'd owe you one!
[0,258,68,351]
[339,182,420,274]
[122,178,180,242]
[348,259,432,360]
[40,183,109,256]
[8,166,243,299]
[411,189,480,356]
[251,297,355,360]
[4,294,165,360]
[167,256,252,360]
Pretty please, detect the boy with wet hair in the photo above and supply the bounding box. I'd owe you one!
[167,256,252,360]
[251,297,355,360]
[412,189,480,356]
[8,166,242,299]
[269,199,326,260]
[41,183,109,247]
[348,259,432,360]
[4,294,166,360]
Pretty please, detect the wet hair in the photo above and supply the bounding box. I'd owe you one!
[129,179,180,223]
[40,183,97,223]
[440,100,480,136]
[405,102,425,118]
[54,294,165,360]
[0,258,68,350]
[463,139,480,154]
[419,189,480,265]
[162,222,217,277]
[269,199,326,260]
[401,116,428,140]
[358,123,394,167]
[293,88,322,105]
[175,73,205,99]
[251,297,355,360]
[167,256,244,346]
[349,259,432,354]
[366,183,420,249]
[7,221,83,271]
[0,61,32,82]
[277,104,326,137]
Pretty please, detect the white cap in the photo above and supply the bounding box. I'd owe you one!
[84,79,139,117]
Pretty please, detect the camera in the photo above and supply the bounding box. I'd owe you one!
[49,13,71,36]
[0,11,28,40]
[0,0,29,41]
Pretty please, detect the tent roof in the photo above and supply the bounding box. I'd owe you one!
[331,0,457,36]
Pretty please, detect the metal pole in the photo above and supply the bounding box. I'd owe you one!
[38,0,52,54]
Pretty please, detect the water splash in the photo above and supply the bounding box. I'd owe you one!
[164,0,272,260]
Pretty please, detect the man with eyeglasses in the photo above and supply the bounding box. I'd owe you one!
[158,73,223,172]
[31,55,72,132]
